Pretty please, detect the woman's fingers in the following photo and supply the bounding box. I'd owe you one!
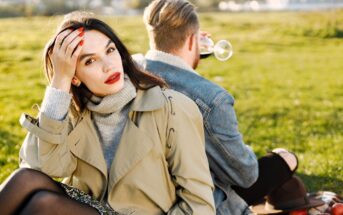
[61,28,84,54]
[50,28,84,82]
[54,28,83,53]
[71,41,83,63]
[66,35,84,58]
[53,29,72,51]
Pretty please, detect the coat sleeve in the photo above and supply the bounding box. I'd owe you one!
[19,111,77,178]
[165,91,215,215]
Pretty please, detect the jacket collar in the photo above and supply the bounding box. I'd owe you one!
[145,49,199,75]
[130,86,166,111]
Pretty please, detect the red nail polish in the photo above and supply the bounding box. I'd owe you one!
[79,40,84,46]
[78,31,84,37]
[78,27,84,32]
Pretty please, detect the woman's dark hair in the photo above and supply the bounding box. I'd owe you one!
[43,12,167,117]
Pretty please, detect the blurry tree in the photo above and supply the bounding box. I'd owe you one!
[189,0,221,10]
[40,0,79,15]
[125,0,150,9]
[25,0,33,17]
[0,4,26,17]
[123,0,221,10]
[102,0,112,6]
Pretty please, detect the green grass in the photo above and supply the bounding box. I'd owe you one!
[1,10,342,194]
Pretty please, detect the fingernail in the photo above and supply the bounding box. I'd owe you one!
[78,31,84,37]
[79,40,84,46]
[78,27,84,32]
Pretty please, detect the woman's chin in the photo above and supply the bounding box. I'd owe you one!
[90,78,125,97]
[106,81,125,96]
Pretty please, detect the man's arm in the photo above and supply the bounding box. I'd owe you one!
[206,92,258,188]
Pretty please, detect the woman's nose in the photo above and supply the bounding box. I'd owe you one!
[103,60,113,73]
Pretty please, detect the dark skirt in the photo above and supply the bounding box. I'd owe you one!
[60,183,122,215]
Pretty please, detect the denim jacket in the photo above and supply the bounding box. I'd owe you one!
[134,50,258,215]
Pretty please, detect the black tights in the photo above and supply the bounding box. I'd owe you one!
[0,168,99,215]
[233,152,297,205]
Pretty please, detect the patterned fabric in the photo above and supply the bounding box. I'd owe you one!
[60,183,123,215]
[308,191,343,215]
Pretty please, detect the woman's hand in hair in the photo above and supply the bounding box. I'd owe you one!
[50,28,84,92]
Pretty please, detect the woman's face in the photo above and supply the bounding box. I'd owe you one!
[76,30,125,97]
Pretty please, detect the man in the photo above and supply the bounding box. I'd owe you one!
[135,0,298,214]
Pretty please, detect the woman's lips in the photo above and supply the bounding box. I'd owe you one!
[105,72,121,85]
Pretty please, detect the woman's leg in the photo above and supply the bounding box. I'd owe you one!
[232,150,298,205]
[0,168,65,214]
[19,190,98,215]
[0,168,98,215]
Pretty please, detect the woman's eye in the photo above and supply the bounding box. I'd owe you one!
[107,47,116,54]
[85,58,95,65]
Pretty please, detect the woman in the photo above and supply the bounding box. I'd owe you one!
[0,12,215,215]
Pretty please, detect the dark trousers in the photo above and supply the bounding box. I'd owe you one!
[232,152,296,205]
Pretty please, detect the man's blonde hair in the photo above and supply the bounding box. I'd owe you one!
[143,0,199,52]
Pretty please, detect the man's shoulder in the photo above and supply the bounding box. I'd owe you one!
[145,59,235,105]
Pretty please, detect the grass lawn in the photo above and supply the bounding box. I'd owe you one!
[0,10,342,194]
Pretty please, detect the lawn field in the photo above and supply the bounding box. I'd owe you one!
[0,10,342,194]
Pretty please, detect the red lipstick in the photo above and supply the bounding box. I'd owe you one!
[105,72,121,85]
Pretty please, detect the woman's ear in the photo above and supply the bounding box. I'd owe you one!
[71,77,81,87]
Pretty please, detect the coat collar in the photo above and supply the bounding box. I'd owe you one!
[129,86,166,112]
[73,86,167,194]
[79,86,166,119]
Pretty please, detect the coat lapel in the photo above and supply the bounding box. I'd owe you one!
[108,86,167,190]
[68,112,108,180]
[108,118,156,190]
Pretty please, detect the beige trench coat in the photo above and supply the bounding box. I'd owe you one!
[19,86,215,215]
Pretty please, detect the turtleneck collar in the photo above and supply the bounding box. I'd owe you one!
[86,76,137,114]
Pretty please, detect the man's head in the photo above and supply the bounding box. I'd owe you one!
[143,0,200,69]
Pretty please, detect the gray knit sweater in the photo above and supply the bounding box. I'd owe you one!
[41,78,137,170]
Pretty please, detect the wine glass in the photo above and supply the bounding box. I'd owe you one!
[199,35,233,61]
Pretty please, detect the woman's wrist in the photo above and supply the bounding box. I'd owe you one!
[51,75,72,93]
[41,86,72,121]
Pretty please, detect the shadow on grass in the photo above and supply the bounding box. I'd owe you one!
[297,173,343,195]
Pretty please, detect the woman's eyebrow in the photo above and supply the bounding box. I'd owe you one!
[79,40,113,62]
[79,53,94,62]
[105,40,112,48]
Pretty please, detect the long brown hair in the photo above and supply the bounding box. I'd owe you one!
[43,12,166,116]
